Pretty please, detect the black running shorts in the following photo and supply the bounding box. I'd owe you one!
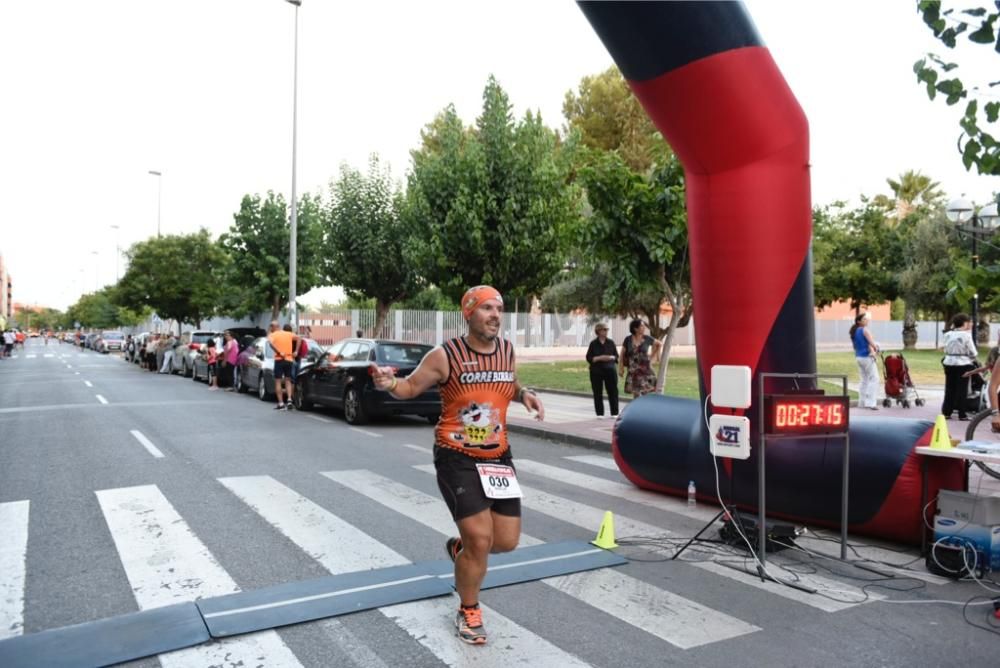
[273,360,293,379]
[434,446,521,521]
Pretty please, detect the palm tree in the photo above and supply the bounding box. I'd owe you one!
[876,170,944,222]
[876,170,945,349]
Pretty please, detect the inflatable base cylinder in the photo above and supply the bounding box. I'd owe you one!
[613,395,964,545]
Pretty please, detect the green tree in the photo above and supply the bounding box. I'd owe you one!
[900,210,963,325]
[873,170,946,348]
[405,76,581,303]
[562,66,670,172]
[812,200,904,314]
[914,1,1000,175]
[115,231,227,333]
[324,155,420,337]
[574,152,690,392]
[66,287,145,330]
[399,286,459,311]
[219,191,324,321]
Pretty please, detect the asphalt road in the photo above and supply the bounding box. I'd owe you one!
[1,338,997,667]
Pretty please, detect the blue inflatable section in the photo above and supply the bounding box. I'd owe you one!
[613,395,943,535]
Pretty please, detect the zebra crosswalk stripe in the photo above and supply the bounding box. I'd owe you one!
[0,501,29,640]
[562,456,945,586]
[95,485,303,667]
[220,474,593,667]
[563,454,619,471]
[412,465,884,613]
[517,458,719,522]
[324,469,760,649]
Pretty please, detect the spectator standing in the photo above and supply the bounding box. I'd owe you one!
[267,321,299,410]
[849,312,880,410]
[586,323,619,418]
[158,334,176,374]
[620,319,661,397]
[205,339,220,390]
[294,326,312,381]
[2,330,13,357]
[941,313,978,420]
[221,331,239,391]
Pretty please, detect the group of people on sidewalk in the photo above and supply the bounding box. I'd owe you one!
[852,311,998,421]
[585,319,663,419]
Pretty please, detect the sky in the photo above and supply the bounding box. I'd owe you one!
[1,0,998,312]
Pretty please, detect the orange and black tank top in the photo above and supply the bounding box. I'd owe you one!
[435,336,516,459]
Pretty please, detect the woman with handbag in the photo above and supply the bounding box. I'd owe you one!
[941,313,978,420]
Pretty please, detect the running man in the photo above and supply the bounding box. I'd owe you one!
[267,321,298,410]
[371,285,544,645]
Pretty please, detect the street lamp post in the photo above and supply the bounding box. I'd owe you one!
[148,170,162,237]
[285,0,301,329]
[946,196,1000,340]
[110,224,120,282]
[91,250,99,291]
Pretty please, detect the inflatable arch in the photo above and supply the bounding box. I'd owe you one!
[577,1,962,543]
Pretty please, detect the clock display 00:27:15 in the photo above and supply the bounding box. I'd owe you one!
[764,395,850,435]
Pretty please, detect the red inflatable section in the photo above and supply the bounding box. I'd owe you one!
[629,46,811,384]
[854,426,965,543]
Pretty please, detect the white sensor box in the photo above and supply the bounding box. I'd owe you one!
[710,365,752,409]
[709,414,751,460]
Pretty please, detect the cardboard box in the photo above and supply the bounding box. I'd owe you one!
[937,489,1000,526]
[933,516,1000,572]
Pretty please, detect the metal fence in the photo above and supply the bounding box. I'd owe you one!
[131,308,999,351]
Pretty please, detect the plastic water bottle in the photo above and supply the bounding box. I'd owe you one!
[687,481,696,508]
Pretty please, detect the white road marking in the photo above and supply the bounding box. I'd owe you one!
[349,427,381,438]
[0,501,29,640]
[401,442,432,455]
[95,485,302,667]
[326,469,759,649]
[66,364,72,369]
[305,414,335,424]
[83,380,93,388]
[25,354,36,359]
[43,354,53,358]
[564,454,619,471]
[74,372,80,375]
[221,475,592,666]
[95,394,108,405]
[412,465,884,613]
[515,458,717,522]
[129,430,164,459]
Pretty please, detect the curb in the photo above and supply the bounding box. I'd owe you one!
[532,387,633,404]
[506,421,613,452]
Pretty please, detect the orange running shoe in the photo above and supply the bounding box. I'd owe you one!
[455,604,486,645]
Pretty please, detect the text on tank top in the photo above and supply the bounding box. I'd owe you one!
[435,336,516,458]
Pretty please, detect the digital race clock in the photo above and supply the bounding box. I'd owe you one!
[763,394,850,435]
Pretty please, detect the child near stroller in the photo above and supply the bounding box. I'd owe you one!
[881,352,925,408]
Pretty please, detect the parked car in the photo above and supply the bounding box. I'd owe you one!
[84,333,100,350]
[95,331,125,354]
[236,336,324,400]
[171,331,219,376]
[190,334,223,383]
[293,338,441,425]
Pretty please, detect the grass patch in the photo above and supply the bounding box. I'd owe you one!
[517,349,954,399]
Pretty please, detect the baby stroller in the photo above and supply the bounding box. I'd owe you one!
[881,352,925,408]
